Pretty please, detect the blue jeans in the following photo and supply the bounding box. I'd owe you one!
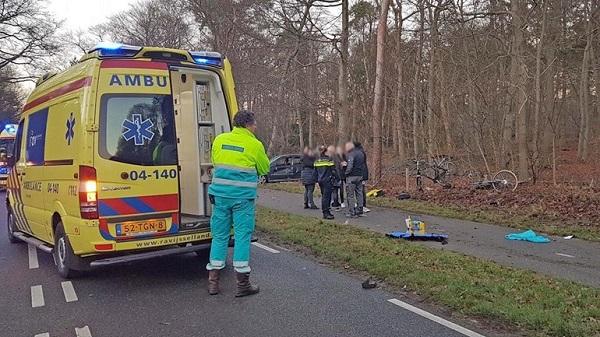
[206,196,256,273]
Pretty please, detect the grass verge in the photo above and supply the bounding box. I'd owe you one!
[262,183,600,241]
[257,206,600,337]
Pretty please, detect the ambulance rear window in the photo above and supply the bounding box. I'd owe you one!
[99,94,177,166]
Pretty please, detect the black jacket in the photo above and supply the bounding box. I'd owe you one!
[356,145,369,181]
[300,154,317,185]
[345,148,367,178]
[315,155,339,185]
[333,153,346,184]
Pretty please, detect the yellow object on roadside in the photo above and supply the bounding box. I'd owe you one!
[405,217,427,235]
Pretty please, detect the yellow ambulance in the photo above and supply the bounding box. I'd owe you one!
[0,123,18,188]
[6,43,237,278]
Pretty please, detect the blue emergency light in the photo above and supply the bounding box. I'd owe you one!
[4,124,17,134]
[189,51,223,67]
[90,42,142,57]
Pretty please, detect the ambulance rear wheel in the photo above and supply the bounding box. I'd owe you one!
[7,209,20,244]
[53,223,78,279]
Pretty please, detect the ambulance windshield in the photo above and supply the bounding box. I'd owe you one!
[100,94,177,166]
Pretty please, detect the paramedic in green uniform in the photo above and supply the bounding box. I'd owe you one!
[206,110,270,297]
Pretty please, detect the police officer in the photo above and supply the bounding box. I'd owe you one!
[206,110,270,297]
[314,145,338,220]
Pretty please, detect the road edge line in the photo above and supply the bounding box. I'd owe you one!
[387,298,487,337]
[252,242,280,253]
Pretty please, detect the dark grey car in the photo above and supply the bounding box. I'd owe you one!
[262,154,302,183]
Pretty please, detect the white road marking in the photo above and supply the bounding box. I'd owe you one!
[28,244,39,269]
[31,285,45,308]
[555,252,575,258]
[387,298,487,337]
[61,281,78,302]
[34,333,50,337]
[251,242,280,253]
[75,326,92,337]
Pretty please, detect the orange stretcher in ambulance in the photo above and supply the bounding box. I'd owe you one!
[6,43,237,278]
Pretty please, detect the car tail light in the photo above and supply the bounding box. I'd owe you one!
[79,166,98,219]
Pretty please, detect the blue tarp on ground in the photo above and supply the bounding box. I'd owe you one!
[505,229,551,243]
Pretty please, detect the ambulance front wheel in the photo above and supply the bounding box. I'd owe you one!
[53,223,79,279]
[7,208,20,244]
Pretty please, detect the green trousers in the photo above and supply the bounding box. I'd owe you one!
[206,196,255,273]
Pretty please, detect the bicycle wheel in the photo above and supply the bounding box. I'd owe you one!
[492,170,518,192]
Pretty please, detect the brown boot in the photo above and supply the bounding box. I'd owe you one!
[235,272,259,297]
[208,269,220,295]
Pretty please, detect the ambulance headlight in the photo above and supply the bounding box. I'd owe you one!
[190,51,223,67]
[90,42,142,57]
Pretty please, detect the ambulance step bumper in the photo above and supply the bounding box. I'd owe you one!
[13,232,53,254]
[89,242,212,267]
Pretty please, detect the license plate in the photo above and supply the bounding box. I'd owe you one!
[116,219,167,236]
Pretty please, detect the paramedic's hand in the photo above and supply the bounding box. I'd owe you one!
[342,161,347,166]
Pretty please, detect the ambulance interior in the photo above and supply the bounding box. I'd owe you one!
[170,68,231,225]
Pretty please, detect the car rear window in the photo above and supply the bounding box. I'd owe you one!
[99,94,177,166]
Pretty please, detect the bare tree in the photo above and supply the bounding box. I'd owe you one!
[94,0,194,49]
[0,0,60,81]
[371,0,391,181]
[0,66,24,120]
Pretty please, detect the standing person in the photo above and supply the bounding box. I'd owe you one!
[315,145,338,219]
[354,141,370,213]
[344,141,366,218]
[301,148,318,209]
[206,110,270,297]
[330,145,344,210]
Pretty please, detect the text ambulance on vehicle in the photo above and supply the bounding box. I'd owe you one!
[0,123,17,189]
[6,43,239,278]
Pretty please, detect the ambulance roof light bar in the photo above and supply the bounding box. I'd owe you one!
[189,51,223,68]
[4,124,17,134]
[89,42,143,57]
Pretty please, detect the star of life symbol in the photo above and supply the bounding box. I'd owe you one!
[65,113,75,145]
[122,114,155,146]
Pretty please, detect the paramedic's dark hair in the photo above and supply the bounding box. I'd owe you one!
[234,110,256,128]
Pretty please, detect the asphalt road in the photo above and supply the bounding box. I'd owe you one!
[258,188,600,288]
[0,192,496,337]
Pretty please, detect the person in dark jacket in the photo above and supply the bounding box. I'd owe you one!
[315,146,338,219]
[301,148,318,209]
[344,141,366,217]
[354,141,370,213]
[331,145,345,209]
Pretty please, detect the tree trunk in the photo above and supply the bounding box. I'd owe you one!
[426,4,439,157]
[393,0,406,161]
[509,0,529,179]
[541,0,559,159]
[413,2,424,159]
[371,0,391,182]
[577,7,593,161]
[439,70,453,154]
[336,0,350,144]
[532,0,547,168]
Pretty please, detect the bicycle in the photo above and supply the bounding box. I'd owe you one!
[471,169,519,192]
[406,158,453,191]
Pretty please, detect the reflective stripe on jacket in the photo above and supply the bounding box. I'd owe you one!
[208,127,270,199]
[314,156,338,185]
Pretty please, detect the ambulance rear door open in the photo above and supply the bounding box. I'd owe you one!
[170,67,230,225]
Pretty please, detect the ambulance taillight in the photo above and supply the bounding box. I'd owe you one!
[79,166,98,219]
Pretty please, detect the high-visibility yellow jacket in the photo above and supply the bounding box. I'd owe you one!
[208,127,270,199]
